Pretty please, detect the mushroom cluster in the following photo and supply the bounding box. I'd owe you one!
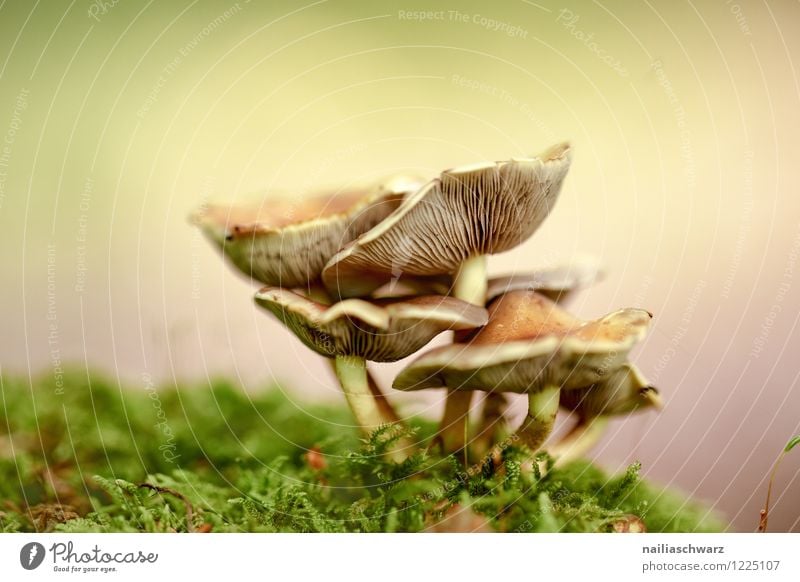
[193,143,660,463]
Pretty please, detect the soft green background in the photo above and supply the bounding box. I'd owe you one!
[1,0,798,531]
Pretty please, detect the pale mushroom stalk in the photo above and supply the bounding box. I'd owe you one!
[334,355,407,463]
[452,255,488,304]
[517,385,561,453]
[472,392,509,457]
[438,255,488,453]
[334,355,394,432]
[367,372,402,424]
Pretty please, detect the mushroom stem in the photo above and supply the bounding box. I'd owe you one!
[453,254,489,305]
[334,355,409,461]
[437,391,473,454]
[334,355,396,432]
[516,385,561,453]
[325,359,400,424]
[437,255,488,455]
[473,393,509,456]
[366,370,402,425]
[549,416,610,468]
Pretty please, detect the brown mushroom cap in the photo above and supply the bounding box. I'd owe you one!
[393,289,651,393]
[322,143,572,298]
[559,363,662,418]
[254,287,488,362]
[192,177,419,287]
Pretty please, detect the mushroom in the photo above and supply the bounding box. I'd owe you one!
[472,259,604,454]
[393,289,652,455]
[551,363,662,466]
[322,143,573,451]
[191,178,420,438]
[254,286,488,438]
[191,177,418,288]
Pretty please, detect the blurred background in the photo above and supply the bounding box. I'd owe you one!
[1,0,798,531]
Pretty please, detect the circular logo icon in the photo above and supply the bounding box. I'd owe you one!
[20,542,46,570]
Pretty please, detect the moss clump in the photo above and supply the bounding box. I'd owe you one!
[0,370,724,533]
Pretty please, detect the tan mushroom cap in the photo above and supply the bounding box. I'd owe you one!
[191,177,419,287]
[254,287,488,362]
[393,289,652,393]
[322,143,572,298]
[559,363,662,418]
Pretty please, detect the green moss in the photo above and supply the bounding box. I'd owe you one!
[0,370,724,533]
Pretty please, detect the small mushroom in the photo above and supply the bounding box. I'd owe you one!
[551,364,662,466]
[193,179,421,440]
[323,143,572,452]
[254,286,487,436]
[191,177,418,288]
[472,259,604,454]
[393,289,652,454]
